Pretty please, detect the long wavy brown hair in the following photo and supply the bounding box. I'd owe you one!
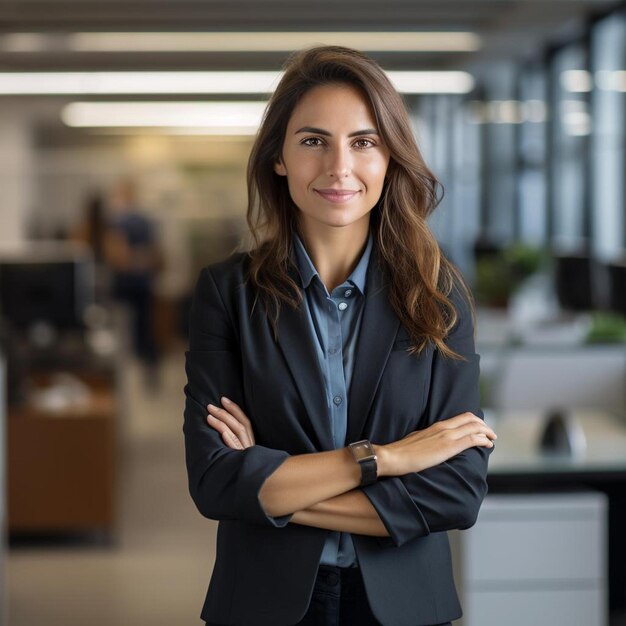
[243,44,475,359]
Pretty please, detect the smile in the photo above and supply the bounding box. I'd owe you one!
[314,189,360,203]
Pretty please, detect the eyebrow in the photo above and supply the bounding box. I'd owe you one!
[294,126,379,137]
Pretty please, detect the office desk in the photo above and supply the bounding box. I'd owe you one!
[486,410,626,480]
[7,372,118,539]
[5,330,124,542]
[456,410,626,623]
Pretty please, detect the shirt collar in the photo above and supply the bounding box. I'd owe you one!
[292,229,373,295]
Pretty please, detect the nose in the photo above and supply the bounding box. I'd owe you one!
[326,144,352,178]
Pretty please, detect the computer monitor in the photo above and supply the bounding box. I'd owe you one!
[0,244,94,332]
[553,253,593,312]
[607,262,626,315]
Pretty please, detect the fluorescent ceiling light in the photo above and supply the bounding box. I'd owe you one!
[560,70,592,93]
[388,71,473,94]
[61,101,267,131]
[468,99,547,124]
[595,70,626,92]
[86,128,257,137]
[0,70,474,95]
[1,31,481,53]
[563,111,591,136]
[0,71,282,95]
[487,100,523,124]
[522,99,547,123]
[0,33,48,52]
[70,32,481,53]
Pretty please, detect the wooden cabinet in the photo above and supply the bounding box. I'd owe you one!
[6,371,119,538]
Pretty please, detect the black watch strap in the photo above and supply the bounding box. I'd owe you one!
[359,457,377,486]
[348,439,378,487]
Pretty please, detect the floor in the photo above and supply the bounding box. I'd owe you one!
[7,348,217,626]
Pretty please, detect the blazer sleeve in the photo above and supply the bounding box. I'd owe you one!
[360,280,494,548]
[183,265,294,527]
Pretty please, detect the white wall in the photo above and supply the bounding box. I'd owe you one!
[0,103,34,244]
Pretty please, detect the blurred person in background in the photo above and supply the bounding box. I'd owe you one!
[105,178,163,387]
[70,189,111,302]
[183,45,496,626]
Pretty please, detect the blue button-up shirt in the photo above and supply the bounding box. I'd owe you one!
[291,229,373,568]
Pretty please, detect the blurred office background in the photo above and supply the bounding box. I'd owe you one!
[0,1,625,625]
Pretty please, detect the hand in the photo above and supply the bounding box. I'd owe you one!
[206,397,256,450]
[377,412,497,477]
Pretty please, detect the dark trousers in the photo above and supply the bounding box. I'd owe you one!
[114,283,158,365]
[206,564,452,625]
[296,564,452,626]
[295,564,379,625]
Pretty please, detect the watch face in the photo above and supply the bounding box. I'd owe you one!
[351,440,376,461]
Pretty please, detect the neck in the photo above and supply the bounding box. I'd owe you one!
[296,216,371,293]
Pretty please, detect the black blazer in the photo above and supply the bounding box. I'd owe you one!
[183,244,492,626]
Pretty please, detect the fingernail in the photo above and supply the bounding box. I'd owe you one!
[207,404,215,410]
[221,396,231,404]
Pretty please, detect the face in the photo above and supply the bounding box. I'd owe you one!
[274,83,391,236]
[109,181,136,213]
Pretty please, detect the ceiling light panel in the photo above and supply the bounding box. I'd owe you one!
[0,70,474,95]
[61,101,267,130]
[0,31,481,54]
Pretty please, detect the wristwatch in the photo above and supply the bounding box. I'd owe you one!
[348,439,378,487]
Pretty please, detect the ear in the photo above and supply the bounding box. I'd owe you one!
[274,158,287,177]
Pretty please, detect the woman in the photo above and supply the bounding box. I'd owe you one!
[183,44,497,626]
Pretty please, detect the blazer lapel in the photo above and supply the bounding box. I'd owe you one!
[277,246,400,451]
[346,249,400,445]
[277,267,334,451]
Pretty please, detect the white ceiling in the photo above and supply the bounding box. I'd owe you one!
[0,0,620,71]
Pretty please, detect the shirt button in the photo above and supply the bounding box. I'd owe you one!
[338,302,348,311]
[344,289,353,297]
[333,395,343,405]
[328,347,337,355]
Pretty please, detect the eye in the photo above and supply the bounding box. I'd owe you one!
[301,137,324,147]
[353,138,377,149]
[300,136,378,149]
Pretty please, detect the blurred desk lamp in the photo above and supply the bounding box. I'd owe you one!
[539,407,587,458]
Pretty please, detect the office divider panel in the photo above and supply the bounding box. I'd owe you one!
[0,357,6,626]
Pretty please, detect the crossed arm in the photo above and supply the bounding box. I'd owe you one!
[208,397,389,536]
[296,490,388,536]
[205,395,496,539]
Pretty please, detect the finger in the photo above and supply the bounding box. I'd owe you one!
[450,421,497,440]
[431,413,480,432]
[207,405,251,447]
[443,422,497,443]
[438,422,495,445]
[218,399,255,445]
[221,397,252,427]
[459,431,495,449]
[443,413,496,437]
[466,432,495,447]
[207,404,253,448]
[207,415,245,450]
[444,430,494,456]
[220,397,255,445]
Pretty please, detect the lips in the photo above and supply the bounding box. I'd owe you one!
[314,189,360,203]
